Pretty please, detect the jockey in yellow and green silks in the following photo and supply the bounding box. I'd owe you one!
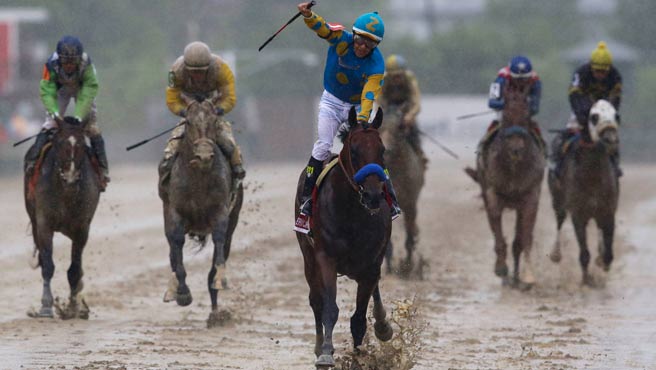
[25,35,110,189]
[160,41,244,191]
[294,2,401,234]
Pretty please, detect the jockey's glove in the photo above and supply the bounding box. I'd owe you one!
[215,107,224,116]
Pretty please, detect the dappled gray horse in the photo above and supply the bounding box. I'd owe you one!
[159,99,243,326]
[465,83,546,289]
[380,105,426,277]
[24,117,101,319]
[548,99,620,286]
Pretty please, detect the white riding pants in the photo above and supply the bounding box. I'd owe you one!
[311,90,360,161]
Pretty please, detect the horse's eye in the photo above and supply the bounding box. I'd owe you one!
[590,113,599,125]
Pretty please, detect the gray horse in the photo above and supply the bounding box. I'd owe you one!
[548,99,620,286]
[159,100,243,326]
[465,84,546,289]
[24,117,101,319]
[379,105,426,277]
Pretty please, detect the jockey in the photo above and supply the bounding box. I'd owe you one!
[551,41,623,177]
[477,55,542,154]
[25,35,110,189]
[293,2,401,234]
[377,54,427,166]
[161,41,245,191]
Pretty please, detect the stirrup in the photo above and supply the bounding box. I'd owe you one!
[294,213,311,234]
[391,205,402,221]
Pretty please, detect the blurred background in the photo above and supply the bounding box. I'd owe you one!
[0,0,654,174]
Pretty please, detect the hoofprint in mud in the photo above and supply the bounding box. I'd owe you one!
[0,150,655,369]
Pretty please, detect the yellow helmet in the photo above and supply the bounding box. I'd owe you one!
[385,54,406,72]
[590,41,612,71]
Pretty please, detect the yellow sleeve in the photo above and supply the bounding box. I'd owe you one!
[166,85,187,116]
[358,74,384,122]
[215,63,236,114]
[303,12,344,45]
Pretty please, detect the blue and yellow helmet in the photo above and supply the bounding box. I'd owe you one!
[386,54,406,71]
[352,12,385,43]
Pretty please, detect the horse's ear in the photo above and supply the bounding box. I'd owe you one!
[348,106,357,127]
[371,107,384,129]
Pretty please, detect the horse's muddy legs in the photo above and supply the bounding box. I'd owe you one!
[572,216,594,286]
[207,220,231,328]
[56,233,90,320]
[372,285,393,342]
[315,253,338,369]
[29,228,55,318]
[164,208,191,306]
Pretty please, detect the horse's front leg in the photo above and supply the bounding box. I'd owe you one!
[315,251,338,369]
[28,227,55,318]
[400,205,418,278]
[163,207,191,306]
[549,174,567,263]
[572,215,592,286]
[484,191,508,281]
[513,196,539,290]
[207,218,230,328]
[371,284,393,342]
[595,215,615,272]
[350,276,376,347]
[57,229,90,319]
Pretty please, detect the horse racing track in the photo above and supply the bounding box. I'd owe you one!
[0,153,655,369]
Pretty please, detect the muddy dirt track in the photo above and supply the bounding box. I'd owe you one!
[0,149,655,370]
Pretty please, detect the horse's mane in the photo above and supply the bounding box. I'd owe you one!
[338,122,354,143]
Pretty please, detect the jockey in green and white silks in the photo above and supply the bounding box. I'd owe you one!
[294,2,401,234]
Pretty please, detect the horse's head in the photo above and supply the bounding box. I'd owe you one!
[586,99,620,153]
[52,117,88,185]
[338,107,387,213]
[184,100,220,170]
[501,80,531,128]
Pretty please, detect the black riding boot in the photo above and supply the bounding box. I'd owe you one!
[90,135,110,190]
[299,156,323,217]
[549,131,567,178]
[294,156,323,234]
[24,130,52,175]
[384,172,402,220]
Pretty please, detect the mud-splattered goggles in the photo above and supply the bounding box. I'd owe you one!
[353,33,379,49]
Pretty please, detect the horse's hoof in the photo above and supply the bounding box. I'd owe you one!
[550,250,562,263]
[595,256,611,272]
[374,320,393,342]
[494,262,508,277]
[176,292,193,307]
[582,274,596,287]
[315,354,335,368]
[517,281,534,292]
[27,306,54,318]
[399,260,414,279]
[207,309,232,328]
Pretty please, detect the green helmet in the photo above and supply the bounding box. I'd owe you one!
[183,41,212,70]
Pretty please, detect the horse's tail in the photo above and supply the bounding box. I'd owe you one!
[464,166,479,183]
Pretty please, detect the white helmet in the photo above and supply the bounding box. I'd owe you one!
[183,41,212,70]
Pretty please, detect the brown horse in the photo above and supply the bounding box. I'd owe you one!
[24,117,101,319]
[159,99,244,326]
[548,99,620,286]
[465,83,546,289]
[295,108,393,369]
[379,105,426,277]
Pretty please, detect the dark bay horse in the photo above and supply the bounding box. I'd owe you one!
[465,83,546,289]
[548,99,620,286]
[24,117,101,319]
[295,108,394,369]
[159,99,243,326]
[379,105,425,277]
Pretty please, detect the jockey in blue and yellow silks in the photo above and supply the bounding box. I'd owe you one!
[294,2,401,234]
